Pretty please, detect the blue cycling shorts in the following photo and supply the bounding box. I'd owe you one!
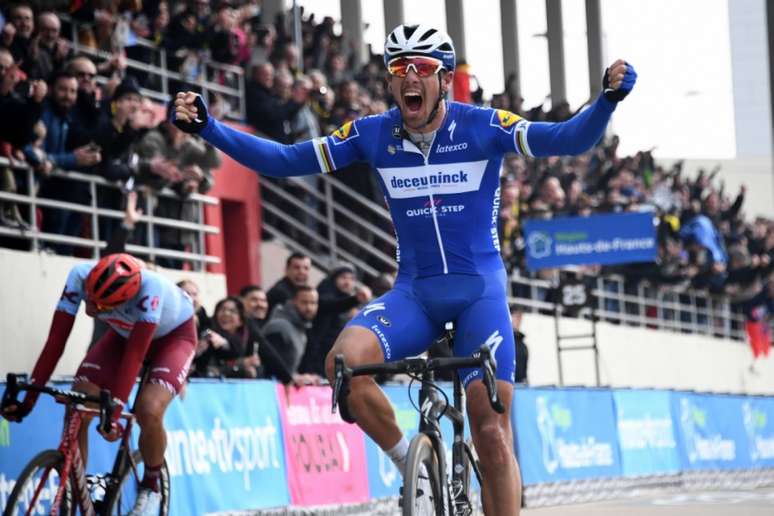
[346,271,516,387]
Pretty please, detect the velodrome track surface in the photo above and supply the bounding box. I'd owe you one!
[523,488,774,516]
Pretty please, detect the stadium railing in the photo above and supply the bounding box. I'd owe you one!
[0,158,220,269]
[60,14,246,121]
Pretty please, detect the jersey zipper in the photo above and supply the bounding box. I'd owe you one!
[402,135,449,274]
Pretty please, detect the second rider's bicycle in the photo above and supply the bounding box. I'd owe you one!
[1,373,170,516]
[333,325,504,516]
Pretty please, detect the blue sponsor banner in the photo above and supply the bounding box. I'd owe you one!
[613,390,680,476]
[366,384,479,499]
[164,380,289,513]
[514,388,622,484]
[739,396,774,467]
[523,212,657,270]
[671,392,751,471]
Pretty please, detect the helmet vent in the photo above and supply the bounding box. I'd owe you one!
[419,28,438,41]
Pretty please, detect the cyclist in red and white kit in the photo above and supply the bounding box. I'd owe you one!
[2,253,196,515]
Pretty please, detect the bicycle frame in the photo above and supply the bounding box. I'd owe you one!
[416,368,482,516]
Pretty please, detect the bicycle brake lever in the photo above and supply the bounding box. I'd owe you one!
[331,355,345,413]
[1,373,23,409]
[479,346,505,414]
[98,389,114,435]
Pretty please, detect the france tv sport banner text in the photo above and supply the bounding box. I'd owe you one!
[613,390,680,476]
[523,212,657,270]
[276,384,369,506]
[513,388,622,484]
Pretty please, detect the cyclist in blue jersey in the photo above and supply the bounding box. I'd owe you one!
[174,24,636,514]
[2,253,196,516]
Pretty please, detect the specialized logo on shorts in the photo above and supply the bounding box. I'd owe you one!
[331,121,359,145]
[363,302,386,316]
[377,315,391,327]
[377,161,487,199]
[448,120,457,141]
[484,329,504,357]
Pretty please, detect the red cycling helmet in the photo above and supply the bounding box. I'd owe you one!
[85,253,143,308]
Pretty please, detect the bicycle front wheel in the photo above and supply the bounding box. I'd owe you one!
[401,434,444,516]
[104,451,170,516]
[3,449,74,516]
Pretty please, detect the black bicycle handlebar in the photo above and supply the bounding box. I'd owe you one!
[2,373,118,434]
[331,344,505,415]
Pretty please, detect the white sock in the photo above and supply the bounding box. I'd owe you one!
[385,436,410,477]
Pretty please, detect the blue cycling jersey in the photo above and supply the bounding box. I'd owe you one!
[57,263,194,338]
[200,96,616,280]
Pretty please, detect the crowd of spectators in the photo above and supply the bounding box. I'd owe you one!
[183,251,375,383]
[1,1,772,339]
[0,2,220,266]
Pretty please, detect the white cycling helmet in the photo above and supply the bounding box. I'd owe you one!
[384,24,456,71]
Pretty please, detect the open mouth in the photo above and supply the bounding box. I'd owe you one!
[404,92,423,113]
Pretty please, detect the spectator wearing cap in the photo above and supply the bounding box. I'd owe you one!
[38,69,101,254]
[300,263,371,377]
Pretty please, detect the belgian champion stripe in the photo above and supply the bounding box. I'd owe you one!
[312,137,335,173]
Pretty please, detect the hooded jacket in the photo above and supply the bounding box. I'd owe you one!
[262,301,312,374]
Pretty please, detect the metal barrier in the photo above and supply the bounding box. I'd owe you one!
[509,273,748,341]
[259,174,397,278]
[0,158,220,269]
[61,14,246,121]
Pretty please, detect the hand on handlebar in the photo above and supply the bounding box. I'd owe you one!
[1,402,32,422]
[98,420,124,442]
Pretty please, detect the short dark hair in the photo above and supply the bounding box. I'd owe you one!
[293,284,316,297]
[239,284,263,297]
[51,69,76,84]
[286,252,309,267]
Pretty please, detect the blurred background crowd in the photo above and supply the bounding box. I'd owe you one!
[0,0,772,370]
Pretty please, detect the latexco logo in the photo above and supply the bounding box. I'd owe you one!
[436,142,468,154]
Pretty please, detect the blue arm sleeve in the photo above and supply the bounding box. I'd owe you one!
[199,117,325,177]
[527,95,617,157]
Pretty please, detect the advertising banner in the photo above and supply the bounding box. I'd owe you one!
[739,396,774,467]
[523,212,657,270]
[164,380,289,514]
[276,384,369,505]
[671,392,751,471]
[613,390,680,476]
[514,388,622,484]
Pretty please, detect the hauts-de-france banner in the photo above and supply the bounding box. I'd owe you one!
[514,388,622,484]
[671,392,752,471]
[524,212,657,271]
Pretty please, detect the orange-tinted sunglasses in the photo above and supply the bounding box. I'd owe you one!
[387,56,444,78]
